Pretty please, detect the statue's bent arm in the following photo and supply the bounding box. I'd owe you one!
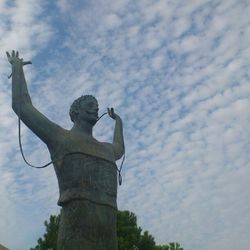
[10,51,63,146]
[112,115,125,160]
[107,107,125,160]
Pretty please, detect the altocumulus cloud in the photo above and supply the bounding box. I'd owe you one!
[0,0,249,250]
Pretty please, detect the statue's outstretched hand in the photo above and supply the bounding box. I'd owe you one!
[108,108,119,120]
[6,50,32,66]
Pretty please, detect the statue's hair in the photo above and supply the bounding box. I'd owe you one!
[69,95,98,122]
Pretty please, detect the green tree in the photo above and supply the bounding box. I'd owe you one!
[154,245,169,250]
[30,215,60,250]
[137,231,156,250]
[117,210,142,249]
[117,211,157,250]
[154,242,183,250]
[168,242,183,250]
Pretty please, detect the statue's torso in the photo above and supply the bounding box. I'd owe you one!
[49,130,118,209]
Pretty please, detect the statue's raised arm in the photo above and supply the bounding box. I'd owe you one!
[7,50,63,146]
[108,107,125,160]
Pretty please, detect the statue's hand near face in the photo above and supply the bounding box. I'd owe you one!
[6,50,32,67]
[107,108,119,120]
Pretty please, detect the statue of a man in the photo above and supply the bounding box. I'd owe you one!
[7,51,125,250]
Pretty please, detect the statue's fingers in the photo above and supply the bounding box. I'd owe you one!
[16,51,19,58]
[6,51,10,58]
[12,50,15,57]
[108,108,113,117]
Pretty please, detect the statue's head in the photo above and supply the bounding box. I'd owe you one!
[69,95,99,126]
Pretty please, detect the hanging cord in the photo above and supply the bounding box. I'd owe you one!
[17,61,52,168]
[18,115,53,168]
[16,77,125,184]
[118,153,125,185]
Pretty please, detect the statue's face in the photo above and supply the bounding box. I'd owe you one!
[78,99,99,126]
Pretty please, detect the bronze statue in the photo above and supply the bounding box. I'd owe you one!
[7,50,125,250]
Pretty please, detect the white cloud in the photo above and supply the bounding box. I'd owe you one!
[0,0,249,249]
[104,13,121,29]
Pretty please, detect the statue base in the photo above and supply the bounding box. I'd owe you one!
[58,199,118,250]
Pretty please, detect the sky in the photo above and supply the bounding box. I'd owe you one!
[0,0,249,249]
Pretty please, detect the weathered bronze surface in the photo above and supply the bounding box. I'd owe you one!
[7,51,125,250]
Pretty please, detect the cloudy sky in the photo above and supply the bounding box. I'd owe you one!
[0,0,249,249]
